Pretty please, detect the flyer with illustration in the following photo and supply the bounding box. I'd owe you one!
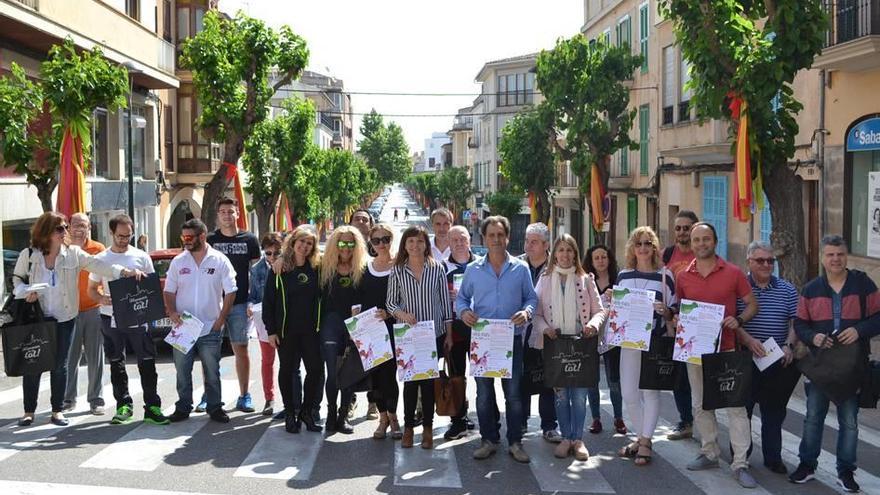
[469,319,514,378]
[164,311,204,354]
[344,306,394,371]
[604,285,657,351]
[394,321,439,382]
[673,299,724,365]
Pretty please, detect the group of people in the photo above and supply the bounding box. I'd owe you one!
[8,200,877,493]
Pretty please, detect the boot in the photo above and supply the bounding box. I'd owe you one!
[325,406,338,433]
[401,427,415,448]
[336,405,354,434]
[373,412,390,439]
[285,409,301,434]
[300,408,322,433]
[420,422,434,449]
[388,413,403,440]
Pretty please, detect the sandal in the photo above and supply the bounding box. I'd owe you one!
[618,440,639,458]
[634,438,653,466]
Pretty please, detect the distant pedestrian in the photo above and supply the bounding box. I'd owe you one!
[404,208,410,220]
[137,234,148,251]
[394,209,399,222]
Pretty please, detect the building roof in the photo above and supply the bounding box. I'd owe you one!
[475,52,539,81]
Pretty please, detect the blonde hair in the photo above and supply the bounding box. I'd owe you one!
[320,225,367,288]
[368,223,396,258]
[281,225,319,272]
[544,234,586,277]
[624,226,661,270]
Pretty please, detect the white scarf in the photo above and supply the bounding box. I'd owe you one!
[550,266,578,335]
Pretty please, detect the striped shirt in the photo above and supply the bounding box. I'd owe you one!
[616,268,677,335]
[386,260,453,337]
[737,275,798,346]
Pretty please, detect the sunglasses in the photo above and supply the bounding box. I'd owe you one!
[180,234,196,242]
[634,241,654,248]
[751,257,776,265]
[55,224,69,234]
[264,250,279,257]
[674,225,692,232]
[337,240,357,249]
[370,235,392,246]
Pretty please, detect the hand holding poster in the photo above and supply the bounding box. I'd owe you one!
[394,321,439,382]
[604,286,656,351]
[108,273,166,328]
[344,306,394,371]
[673,299,724,365]
[469,319,514,378]
[247,303,269,343]
[164,311,204,354]
[753,338,785,371]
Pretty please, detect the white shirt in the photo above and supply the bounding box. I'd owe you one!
[89,247,155,327]
[40,268,65,320]
[431,237,451,262]
[163,246,237,335]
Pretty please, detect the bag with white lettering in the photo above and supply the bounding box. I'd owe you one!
[701,350,753,410]
[639,335,679,390]
[1,301,57,377]
[542,335,599,388]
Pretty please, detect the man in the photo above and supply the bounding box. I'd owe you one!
[789,235,880,493]
[662,209,698,441]
[443,226,478,439]
[164,218,237,423]
[675,222,759,488]
[63,212,106,415]
[736,241,800,475]
[430,208,453,261]
[517,222,561,443]
[207,197,261,413]
[456,216,537,463]
[87,214,168,425]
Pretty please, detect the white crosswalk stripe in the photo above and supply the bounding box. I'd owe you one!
[233,419,324,480]
[393,426,464,488]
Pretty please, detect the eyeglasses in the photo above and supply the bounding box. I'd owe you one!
[180,234,196,242]
[370,235,392,246]
[674,225,692,232]
[337,241,357,249]
[634,241,654,248]
[114,233,133,240]
[264,250,279,257]
[750,257,776,265]
[55,225,69,234]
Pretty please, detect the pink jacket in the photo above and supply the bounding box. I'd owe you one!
[530,272,606,350]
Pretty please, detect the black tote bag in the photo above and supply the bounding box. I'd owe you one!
[2,301,57,377]
[336,341,372,392]
[542,335,599,388]
[701,350,754,410]
[797,336,868,406]
[639,335,679,390]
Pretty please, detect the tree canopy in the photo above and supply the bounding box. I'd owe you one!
[436,167,477,220]
[486,186,526,221]
[358,109,411,184]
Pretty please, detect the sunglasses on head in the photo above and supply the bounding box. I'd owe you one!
[370,235,392,246]
[337,240,357,249]
[55,224,69,234]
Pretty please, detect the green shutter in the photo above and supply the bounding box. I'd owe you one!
[627,195,638,233]
[620,149,629,176]
[639,4,649,72]
[639,105,649,176]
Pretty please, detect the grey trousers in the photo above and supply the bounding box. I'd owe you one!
[64,307,105,407]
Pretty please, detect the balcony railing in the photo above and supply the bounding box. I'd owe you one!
[319,112,335,130]
[823,0,880,47]
[13,0,38,9]
[555,163,580,188]
[158,39,175,74]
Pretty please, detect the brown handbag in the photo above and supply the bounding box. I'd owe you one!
[434,352,465,416]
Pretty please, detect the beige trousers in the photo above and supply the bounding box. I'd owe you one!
[687,363,751,470]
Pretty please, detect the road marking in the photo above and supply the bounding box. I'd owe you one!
[0,479,224,495]
[234,420,324,480]
[393,426,463,488]
[524,418,615,494]
[0,380,49,408]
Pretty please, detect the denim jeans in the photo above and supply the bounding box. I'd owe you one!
[555,387,589,441]
[798,382,860,475]
[587,347,623,419]
[523,389,558,432]
[673,361,693,424]
[476,334,524,445]
[319,312,352,411]
[172,330,222,414]
[22,318,76,413]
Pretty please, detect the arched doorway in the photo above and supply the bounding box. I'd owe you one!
[167,200,195,249]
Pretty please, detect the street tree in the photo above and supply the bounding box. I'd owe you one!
[498,103,556,224]
[358,109,411,184]
[405,173,440,210]
[536,37,641,237]
[310,147,376,224]
[486,186,526,220]
[436,167,477,221]
[659,0,826,285]
[181,10,308,230]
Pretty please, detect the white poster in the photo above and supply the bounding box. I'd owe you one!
[868,172,880,258]
[164,311,205,354]
[673,299,724,365]
[394,321,439,382]
[469,319,514,378]
[753,338,785,372]
[344,306,394,371]
[246,303,269,343]
[604,286,657,351]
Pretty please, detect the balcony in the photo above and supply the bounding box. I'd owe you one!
[332,131,342,145]
[814,0,880,71]
[13,0,38,9]
[158,39,175,74]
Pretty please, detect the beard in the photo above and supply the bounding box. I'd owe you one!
[185,238,204,252]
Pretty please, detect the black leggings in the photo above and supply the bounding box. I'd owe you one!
[278,330,323,413]
[371,359,399,414]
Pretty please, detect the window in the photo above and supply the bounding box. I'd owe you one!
[89,109,109,178]
[679,57,692,121]
[619,148,629,176]
[123,107,146,178]
[194,7,205,34]
[662,46,675,125]
[702,176,729,259]
[627,195,638,233]
[759,194,779,276]
[178,95,192,159]
[525,72,535,104]
[616,16,632,50]
[125,0,140,21]
[516,73,525,105]
[162,0,172,41]
[848,150,880,256]
[177,7,190,41]
[164,105,173,172]
[602,29,611,44]
[639,105,650,175]
[496,72,531,107]
[497,75,506,107]
[639,3,649,72]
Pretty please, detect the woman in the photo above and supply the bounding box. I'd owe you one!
[615,227,676,466]
[249,232,282,417]
[386,226,453,449]
[319,226,367,434]
[12,212,142,427]
[362,224,402,440]
[262,227,324,434]
[583,245,626,435]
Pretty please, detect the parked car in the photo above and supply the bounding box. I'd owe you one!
[148,248,182,340]
[3,249,20,295]
[471,245,488,257]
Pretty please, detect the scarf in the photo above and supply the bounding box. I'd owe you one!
[550,266,578,335]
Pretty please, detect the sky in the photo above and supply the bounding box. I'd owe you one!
[219,0,584,154]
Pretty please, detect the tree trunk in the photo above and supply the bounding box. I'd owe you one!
[763,163,808,287]
[252,198,272,237]
[201,141,243,231]
[37,183,54,212]
[536,190,551,225]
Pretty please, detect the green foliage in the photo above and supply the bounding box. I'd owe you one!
[536,37,642,193]
[486,186,526,220]
[436,167,477,217]
[0,64,43,169]
[498,103,556,223]
[302,147,375,221]
[405,173,440,208]
[357,109,411,184]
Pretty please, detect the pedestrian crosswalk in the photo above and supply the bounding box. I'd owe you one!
[0,357,878,495]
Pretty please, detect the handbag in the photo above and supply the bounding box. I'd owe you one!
[542,335,599,388]
[639,335,679,390]
[2,300,57,377]
[434,352,465,416]
[0,248,32,328]
[797,334,868,406]
[701,350,754,410]
[522,325,545,395]
[336,340,372,392]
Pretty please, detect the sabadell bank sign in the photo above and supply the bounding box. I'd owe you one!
[847,117,880,152]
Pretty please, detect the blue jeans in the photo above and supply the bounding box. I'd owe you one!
[587,348,623,419]
[523,389,558,432]
[798,382,860,475]
[172,330,223,414]
[555,387,589,441]
[223,303,249,345]
[673,361,694,424]
[319,313,352,411]
[22,318,76,413]
[476,334,524,445]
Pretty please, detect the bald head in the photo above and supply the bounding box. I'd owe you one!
[69,212,91,246]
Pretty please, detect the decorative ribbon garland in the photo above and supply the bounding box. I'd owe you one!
[57,121,89,219]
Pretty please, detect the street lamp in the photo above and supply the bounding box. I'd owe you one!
[123,62,142,244]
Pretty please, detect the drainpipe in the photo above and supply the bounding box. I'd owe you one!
[818,69,827,244]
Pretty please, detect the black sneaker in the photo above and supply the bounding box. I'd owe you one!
[285,411,301,434]
[144,405,170,425]
[209,409,230,423]
[167,410,190,423]
[789,463,815,484]
[838,471,860,493]
[444,421,468,440]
